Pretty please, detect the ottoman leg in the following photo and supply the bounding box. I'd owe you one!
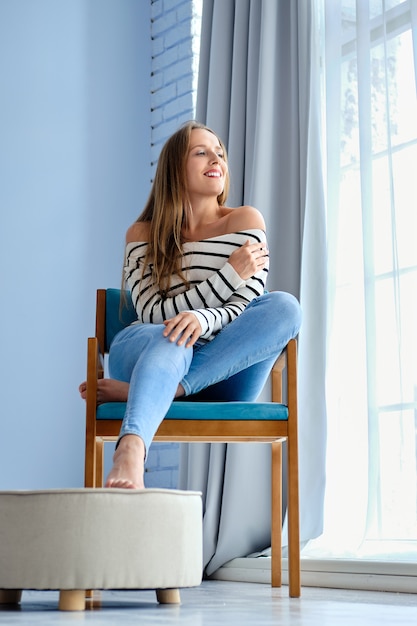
[0,590,22,605]
[156,588,181,604]
[59,590,86,611]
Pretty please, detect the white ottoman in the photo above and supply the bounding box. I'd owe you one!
[0,488,202,611]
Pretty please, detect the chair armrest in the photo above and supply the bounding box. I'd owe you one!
[271,348,287,403]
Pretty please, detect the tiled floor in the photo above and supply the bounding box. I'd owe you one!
[0,581,415,625]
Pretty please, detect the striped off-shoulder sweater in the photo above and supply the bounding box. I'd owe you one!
[124,228,269,341]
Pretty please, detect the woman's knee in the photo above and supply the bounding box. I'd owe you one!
[258,290,301,314]
[256,291,302,335]
[272,290,301,317]
[109,322,192,380]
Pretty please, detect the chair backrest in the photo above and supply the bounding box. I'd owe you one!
[104,289,137,352]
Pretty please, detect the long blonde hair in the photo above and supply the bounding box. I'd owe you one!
[137,121,230,295]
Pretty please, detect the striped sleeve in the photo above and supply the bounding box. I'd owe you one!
[190,267,267,339]
[124,229,269,340]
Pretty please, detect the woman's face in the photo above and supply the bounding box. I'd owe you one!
[185,128,228,201]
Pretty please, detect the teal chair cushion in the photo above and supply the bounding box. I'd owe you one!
[97,401,288,421]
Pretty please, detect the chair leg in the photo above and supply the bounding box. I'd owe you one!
[59,590,86,611]
[287,449,301,597]
[84,436,96,488]
[0,590,22,604]
[156,589,181,604]
[286,338,301,597]
[271,441,283,587]
[95,438,104,488]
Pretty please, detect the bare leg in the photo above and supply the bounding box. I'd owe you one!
[175,384,185,398]
[105,434,146,489]
[79,379,184,403]
[80,376,185,491]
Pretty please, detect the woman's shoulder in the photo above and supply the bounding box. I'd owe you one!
[126,221,150,243]
[224,205,265,232]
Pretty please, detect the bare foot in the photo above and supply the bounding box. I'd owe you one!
[79,379,184,402]
[79,379,130,404]
[105,435,145,489]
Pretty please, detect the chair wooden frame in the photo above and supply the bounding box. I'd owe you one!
[84,289,301,597]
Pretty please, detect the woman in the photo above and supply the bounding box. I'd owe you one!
[80,121,302,489]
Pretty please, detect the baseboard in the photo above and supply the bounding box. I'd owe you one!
[208,557,417,594]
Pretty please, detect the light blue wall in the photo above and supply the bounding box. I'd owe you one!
[0,0,151,489]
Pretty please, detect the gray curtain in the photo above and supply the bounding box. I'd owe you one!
[179,0,327,575]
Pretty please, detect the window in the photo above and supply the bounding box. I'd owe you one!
[321,0,417,559]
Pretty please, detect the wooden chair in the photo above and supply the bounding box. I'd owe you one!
[84,288,301,597]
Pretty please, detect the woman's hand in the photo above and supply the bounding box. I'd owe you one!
[163,312,203,347]
[228,240,269,280]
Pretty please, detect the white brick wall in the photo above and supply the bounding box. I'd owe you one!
[145,0,202,489]
[150,0,202,175]
[145,440,181,489]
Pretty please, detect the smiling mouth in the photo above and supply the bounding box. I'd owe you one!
[205,171,221,177]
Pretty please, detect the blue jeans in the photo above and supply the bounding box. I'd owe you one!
[108,291,302,454]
